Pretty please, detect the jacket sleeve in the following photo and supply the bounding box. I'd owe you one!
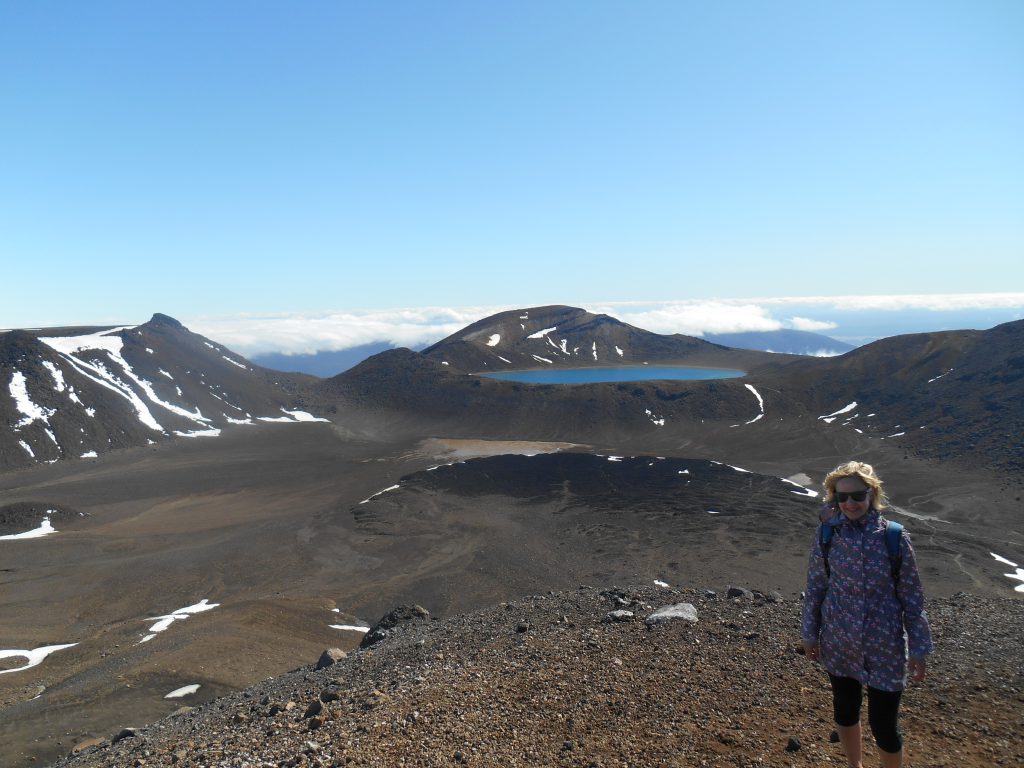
[897,531,934,658]
[801,529,828,642]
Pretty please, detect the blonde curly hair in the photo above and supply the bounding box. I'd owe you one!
[823,460,887,510]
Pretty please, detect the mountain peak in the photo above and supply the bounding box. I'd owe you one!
[420,304,769,372]
[148,313,186,329]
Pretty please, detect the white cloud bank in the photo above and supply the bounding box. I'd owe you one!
[188,306,518,357]
[787,316,838,332]
[752,292,1024,312]
[185,293,1024,357]
[596,302,783,336]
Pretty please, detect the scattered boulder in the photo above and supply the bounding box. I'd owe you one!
[319,684,344,703]
[726,586,753,600]
[360,604,430,648]
[645,602,698,627]
[603,610,634,623]
[315,648,347,669]
[71,737,105,754]
[111,727,138,744]
[785,736,801,752]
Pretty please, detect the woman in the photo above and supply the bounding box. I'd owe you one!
[801,461,933,768]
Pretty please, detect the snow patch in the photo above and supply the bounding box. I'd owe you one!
[818,402,857,421]
[528,326,557,339]
[644,408,665,426]
[743,383,765,425]
[710,460,752,473]
[990,553,1024,593]
[0,516,56,540]
[41,360,66,392]
[360,484,401,504]
[165,684,201,698]
[40,332,166,432]
[281,409,330,422]
[780,478,818,498]
[174,428,222,438]
[486,334,501,347]
[140,599,219,643]
[257,409,330,424]
[0,644,77,675]
[9,371,55,428]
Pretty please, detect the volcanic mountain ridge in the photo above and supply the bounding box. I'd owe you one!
[325,309,1024,475]
[420,305,783,372]
[0,314,315,473]
[4,306,1023,476]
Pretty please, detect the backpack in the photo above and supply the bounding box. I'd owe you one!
[819,518,903,581]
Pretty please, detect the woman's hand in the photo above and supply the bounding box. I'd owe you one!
[802,639,820,662]
[908,656,926,683]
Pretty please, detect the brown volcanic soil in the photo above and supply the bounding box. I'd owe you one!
[1,425,1022,767]
[51,585,1024,768]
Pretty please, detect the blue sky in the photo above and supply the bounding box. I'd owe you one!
[2,2,1022,352]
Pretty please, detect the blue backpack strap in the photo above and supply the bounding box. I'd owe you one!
[885,520,904,580]
[819,520,837,577]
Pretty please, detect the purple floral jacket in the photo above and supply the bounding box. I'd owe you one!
[802,509,933,691]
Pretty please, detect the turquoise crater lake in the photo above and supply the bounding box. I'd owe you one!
[480,366,745,385]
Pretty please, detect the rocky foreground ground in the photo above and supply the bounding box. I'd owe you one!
[53,585,1022,768]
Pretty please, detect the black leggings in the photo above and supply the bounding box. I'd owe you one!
[829,674,903,754]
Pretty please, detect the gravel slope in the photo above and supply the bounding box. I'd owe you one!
[52,585,1022,768]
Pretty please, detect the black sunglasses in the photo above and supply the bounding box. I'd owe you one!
[835,489,870,503]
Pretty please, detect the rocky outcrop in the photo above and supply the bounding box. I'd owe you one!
[359,604,430,648]
[50,586,1024,768]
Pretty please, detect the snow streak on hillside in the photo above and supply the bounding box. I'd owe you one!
[4,326,322,469]
[476,323,642,367]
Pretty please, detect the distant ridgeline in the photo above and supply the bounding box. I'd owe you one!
[2,306,1022,474]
